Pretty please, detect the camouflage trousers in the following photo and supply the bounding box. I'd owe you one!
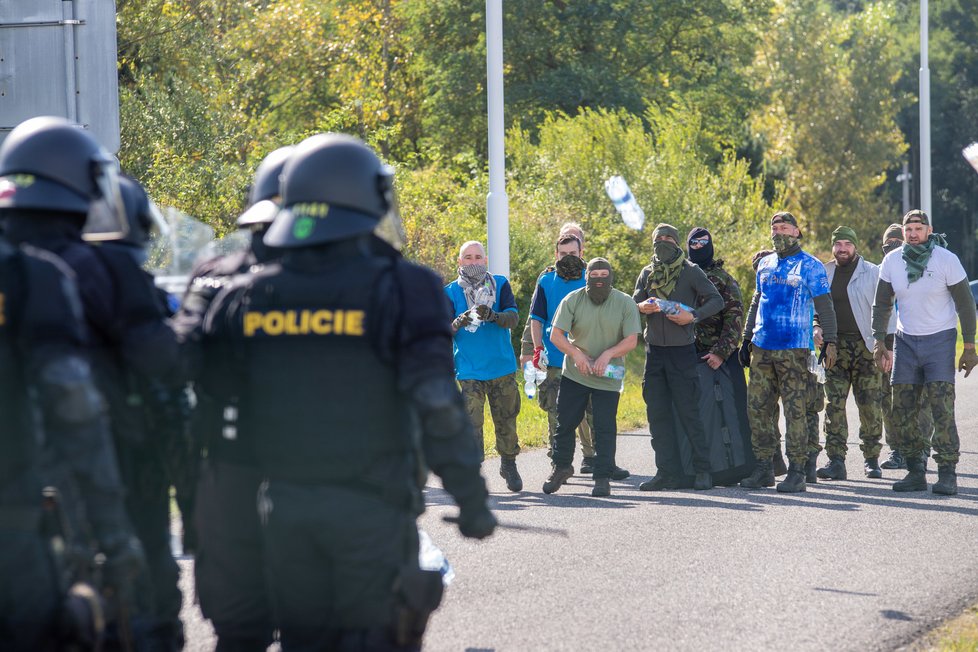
[804,372,824,457]
[822,337,882,459]
[537,366,595,458]
[461,374,522,461]
[881,374,934,448]
[890,382,958,465]
[748,347,812,466]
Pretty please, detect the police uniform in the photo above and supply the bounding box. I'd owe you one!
[183,134,494,651]
[0,118,183,650]
[176,146,292,651]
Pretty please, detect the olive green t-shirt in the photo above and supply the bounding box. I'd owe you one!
[551,288,642,391]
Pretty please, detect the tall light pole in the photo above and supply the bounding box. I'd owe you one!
[486,0,510,277]
[920,0,932,218]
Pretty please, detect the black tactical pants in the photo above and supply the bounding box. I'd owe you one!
[643,344,712,474]
[261,482,423,652]
[0,514,60,652]
[551,376,621,478]
[194,460,273,649]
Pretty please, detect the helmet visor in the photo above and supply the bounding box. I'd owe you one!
[372,164,405,250]
[83,154,129,241]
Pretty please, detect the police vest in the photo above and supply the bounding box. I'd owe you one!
[222,255,414,491]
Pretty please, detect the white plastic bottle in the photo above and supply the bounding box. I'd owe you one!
[604,175,645,230]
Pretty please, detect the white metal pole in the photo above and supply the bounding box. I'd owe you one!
[920,0,932,219]
[486,0,510,277]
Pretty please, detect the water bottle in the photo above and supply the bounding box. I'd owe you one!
[604,175,645,231]
[808,351,826,384]
[523,360,538,399]
[646,298,694,316]
[464,306,481,333]
[602,364,625,380]
[417,528,455,586]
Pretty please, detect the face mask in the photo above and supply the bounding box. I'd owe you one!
[653,240,681,263]
[458,263,487,285]
[772,233,799,255]
[687,240,713,268]
[555,255,586,280]
[586,275,612,305]
[882,240,902,255]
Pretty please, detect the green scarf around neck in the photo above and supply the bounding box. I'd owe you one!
[902,232,947,283]
[648,246,685,298]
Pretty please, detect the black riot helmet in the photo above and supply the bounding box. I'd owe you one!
[117,175,166,249]
[263,133,394,248]
[0,116,128,240]
[237,145,295,228]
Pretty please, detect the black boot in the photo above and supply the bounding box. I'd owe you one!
[880,449,906,469]
[693,471,713,491]
[772,450,788,477]
[610,466,630,480]
[592,477,611,497]
[777,462,807,493]
[816,456,847,480]
[639,472,680,491]
[805,451,819,484]
[864,457,882,479]
[893,457,927,492]
[740,459,775,488]
[932,464,958,495]
[579,457,596,474]
[499,458,523,492]
[542,465,574,494]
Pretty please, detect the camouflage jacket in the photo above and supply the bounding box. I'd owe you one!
[694,259,744,360]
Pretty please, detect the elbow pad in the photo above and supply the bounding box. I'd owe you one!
[38,355,107,426]
[411,376,468,439]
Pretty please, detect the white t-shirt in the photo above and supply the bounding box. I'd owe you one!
[879,246,967,335]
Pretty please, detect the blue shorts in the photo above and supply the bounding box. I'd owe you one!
[891,328,956,385]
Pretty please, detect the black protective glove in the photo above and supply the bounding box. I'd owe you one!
[452,311,473,331]
[457,503,497,540]
[474,304,497,323]
[738,340,752,368]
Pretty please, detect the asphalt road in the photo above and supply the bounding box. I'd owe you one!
[178,381,978,652]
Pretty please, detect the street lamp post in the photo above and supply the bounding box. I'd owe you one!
[920,0,931,219]
[486,0,510,277]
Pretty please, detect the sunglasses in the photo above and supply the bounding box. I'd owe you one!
[689,238,710,246]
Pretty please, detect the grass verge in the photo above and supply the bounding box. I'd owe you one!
[906,604,978,651]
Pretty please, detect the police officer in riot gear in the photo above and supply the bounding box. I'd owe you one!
[0,118,146,651]
[176,146,294,652]
[179,133,495,651]
[0,116,185,651]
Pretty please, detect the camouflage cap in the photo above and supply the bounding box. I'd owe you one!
[770,211,799,227]
[902,209,929,226]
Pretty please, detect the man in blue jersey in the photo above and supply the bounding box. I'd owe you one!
[739,212,838,492]
[448,240,523,492]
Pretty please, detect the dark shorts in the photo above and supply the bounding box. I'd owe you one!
[891,328,956,385]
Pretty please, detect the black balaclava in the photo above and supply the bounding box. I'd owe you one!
[686,226,714,268]
[585,257,614,305]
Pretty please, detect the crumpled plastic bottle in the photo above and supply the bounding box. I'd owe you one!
[418,528,454,586]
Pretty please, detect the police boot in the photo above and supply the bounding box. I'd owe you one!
[591,477,611,497]
[542,465,574,494]
[892,457,927,492]
[864,457,883,479]
[499,458,523,492]
[932,465,958,496]
[579,457,596,474]
[816,456,847,480]
[639,472,680,491]
[693,471,713,491]
[739,459,775,489]
[772,450,788,477]
[776,462,807,493]
[805,451,819,484]
[880,449,906,469]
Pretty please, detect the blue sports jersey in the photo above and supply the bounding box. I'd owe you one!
[529,269,586,368]
[445,275,518,381]
[751,251,830,350]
